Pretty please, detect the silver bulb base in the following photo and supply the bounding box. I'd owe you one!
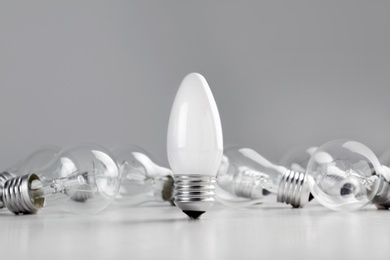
[372,178,390,209]
[0,172,15,209]
[277,169,310,208]
[173,175,216,219]
[0,172,14,185]
[234,182,264,200]
[0,174,45,214]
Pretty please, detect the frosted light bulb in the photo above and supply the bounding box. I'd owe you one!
[112,145,174,206]
[307,140,389,211]
[167,73,223,219]
[279,146,317,172]
[0,145,61,187]
[0,143,120,215]
[216,146,311,208]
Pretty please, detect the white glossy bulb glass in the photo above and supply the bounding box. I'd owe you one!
[167,72,223,219]
[279,146,317,172]
[112,145,174,206]
[307,140,383,211]
[0,143,120,215]
[216,146,311,208]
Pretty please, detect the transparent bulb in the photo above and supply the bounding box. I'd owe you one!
[279,146,317,172]
[0,143,121,215]
[307,140,382,211]
[216,146,310,208]
[2,145,61,178]
[111,145,174,206]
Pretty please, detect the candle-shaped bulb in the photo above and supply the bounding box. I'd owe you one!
[167,73,223,219]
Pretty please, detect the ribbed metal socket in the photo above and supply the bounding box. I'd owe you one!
[173,175,216,212]
[277,169,310,208]
[0,172,14,186]
[0,172,15,209]
[234,182,264,199]
[0,174,45,214]
[372,178,390,209]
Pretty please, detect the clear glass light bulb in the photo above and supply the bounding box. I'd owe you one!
[0,143,120,215]
[167,72,223,219]
[306,140,386,211]
[279,146,317,172]
[111,145,174,206]
[216,146,311,208]
[0,146,61,183]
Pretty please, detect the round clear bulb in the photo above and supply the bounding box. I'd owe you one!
[167,73,223,219]
[216,146,311,208]
[0,143,120,215]
[1,146,61,181]
[111,145,174,206]
[307,140,383,211]
[279,146,317,172]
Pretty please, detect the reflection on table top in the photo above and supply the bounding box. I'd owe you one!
[0,200,388,260]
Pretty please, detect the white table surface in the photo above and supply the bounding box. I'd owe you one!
[1,199,388,260]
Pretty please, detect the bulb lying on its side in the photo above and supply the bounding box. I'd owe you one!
[0,143,120,215]
[112,145,174,206]
[216,146,311,208]
[307,140,387,211]
[0,145,61,187]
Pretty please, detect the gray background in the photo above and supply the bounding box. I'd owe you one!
[1,1,389,167]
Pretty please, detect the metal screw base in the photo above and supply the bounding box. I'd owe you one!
[0,172,14,186]
[372,178,390,209]
[173,175,216,217]
[233,182,264,200]
[0,174,44,214]
[0,172,15,209]
[277,169,310,208]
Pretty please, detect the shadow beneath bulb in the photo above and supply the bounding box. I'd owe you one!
[118,217,189,226]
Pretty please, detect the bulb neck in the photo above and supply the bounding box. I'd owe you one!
[161,175,175,203]
[277,169,310,208]
[173,175,216,219]
[0,174,45,214]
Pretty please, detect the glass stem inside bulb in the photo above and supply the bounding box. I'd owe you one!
[29,174,87,200]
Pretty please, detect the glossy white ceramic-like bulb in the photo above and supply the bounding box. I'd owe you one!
[167,72,223,219]
[0,146,61,187]
[216,146,311,208]
[306,140,386,211]
[112,145,174,206]
[0,143,120,215]
[279,146,317,172]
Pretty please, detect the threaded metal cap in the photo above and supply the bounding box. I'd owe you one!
[277,169,310,208]
[0,174,45,214]
[173,175,216,218]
